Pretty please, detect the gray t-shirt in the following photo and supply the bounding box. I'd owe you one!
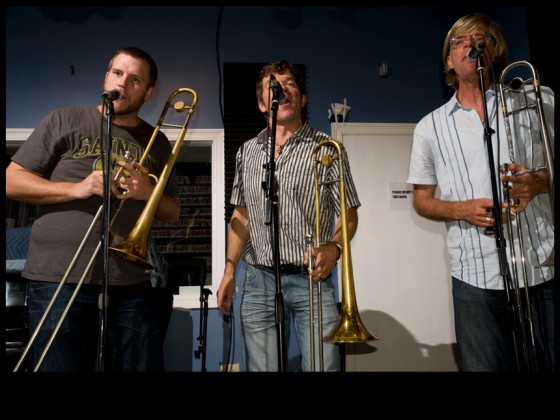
[12,106,179,286]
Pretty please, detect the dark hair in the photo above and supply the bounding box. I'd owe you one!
[442,13,508,90]
[107,46,158,88]
[256,60,307,104]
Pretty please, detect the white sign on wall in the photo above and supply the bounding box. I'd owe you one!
[388,181,414,210]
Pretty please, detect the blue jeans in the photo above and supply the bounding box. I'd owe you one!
[26,280,163,372]
[240,265,341,372]
[452,276,555,372]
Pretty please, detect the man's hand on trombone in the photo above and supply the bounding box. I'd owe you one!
[112,160,154,201]
[501,162,549,213]
[304,242,340,282]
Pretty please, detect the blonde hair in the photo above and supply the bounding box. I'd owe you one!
[442,13,508,90]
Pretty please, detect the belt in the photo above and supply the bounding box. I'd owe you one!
[255,264,308,275]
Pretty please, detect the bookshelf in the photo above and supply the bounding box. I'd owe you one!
[152,162,213,294]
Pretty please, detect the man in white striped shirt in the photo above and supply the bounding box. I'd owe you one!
[407,13,554,371]
[216,61,361,372]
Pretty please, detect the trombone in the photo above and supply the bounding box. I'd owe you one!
[498,61,554,370]
[14,88,198,372]
[109,88,197,267]
[499,60,554,219]
[308,138,379,371]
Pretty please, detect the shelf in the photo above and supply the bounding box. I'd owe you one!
[152,162,213,293]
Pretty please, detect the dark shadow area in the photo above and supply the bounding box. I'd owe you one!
[153,287,174,348]
[39,7,124,23]
[163,309,194,372]
[344,310,460,371]
[5,227,31,372]
[5,277,29,372]
[164,255,206,294]
[526,7,556,96]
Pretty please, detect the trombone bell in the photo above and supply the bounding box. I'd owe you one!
[109,240,152,270]
[313,138,379,344]
[324,306,380,342]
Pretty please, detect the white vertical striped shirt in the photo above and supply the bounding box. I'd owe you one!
[231,121,361,267]
[407,85,554,289]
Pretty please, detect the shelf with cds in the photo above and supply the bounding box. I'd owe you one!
[151,162,212,293]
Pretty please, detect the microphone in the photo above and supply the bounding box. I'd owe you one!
[101,89,122,101]
[269,75,287,105]
[467,42,486,62]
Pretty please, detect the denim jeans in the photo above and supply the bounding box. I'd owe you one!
[452,276,555,372]
[26,280,163,372]
[240,265,341,372]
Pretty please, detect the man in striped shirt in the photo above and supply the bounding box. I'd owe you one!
[407,13,554,371]
[216,61,361,372]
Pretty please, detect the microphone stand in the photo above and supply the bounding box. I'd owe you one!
[475,55,528,371]
[195,269,212,372]
[96,98,115,372]
[262,81,287,372]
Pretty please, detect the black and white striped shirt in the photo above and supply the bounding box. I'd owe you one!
[231,121,361,267]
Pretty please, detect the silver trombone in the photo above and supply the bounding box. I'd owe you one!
[499,60,554,219]
[498,60,554,370]
[306,233,323,371]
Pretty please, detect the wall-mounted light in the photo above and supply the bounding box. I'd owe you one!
[379,62,389,78]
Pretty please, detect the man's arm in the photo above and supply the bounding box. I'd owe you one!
[413,184,496,228]
[6,161,105,205]
[216,206,250,315]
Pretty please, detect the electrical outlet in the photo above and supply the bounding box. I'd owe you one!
[379,62,389,78]
[220,363,240,372]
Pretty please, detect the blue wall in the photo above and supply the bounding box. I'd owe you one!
[6,6,531,133]
[6,6,533,372]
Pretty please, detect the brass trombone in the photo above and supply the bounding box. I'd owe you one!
[309,138,379,370]
[109,88,198,267]
[14,88,198,372]
[498,61,554,370]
